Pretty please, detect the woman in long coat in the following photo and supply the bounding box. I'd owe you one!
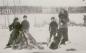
[6,17,21,48]
[58,9,69,45]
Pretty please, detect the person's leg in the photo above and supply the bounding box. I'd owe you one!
[6,31,15,47]
[62,28,68,43]
[58,29,63,41]
[49,32,53,42]
[59,28,66,45]
[65,28,68,41]
[6,35,13,47]
[22,31,29,48]
[53,32,57,42]
[61,28,68,45]
[18,33,25,49]
[12,31,20,49]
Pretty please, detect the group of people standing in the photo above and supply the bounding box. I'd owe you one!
[49,9,69,49]
[5,9,69,50]
[5,15,43,49]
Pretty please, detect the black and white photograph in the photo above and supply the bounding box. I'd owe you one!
[0,0,86,53]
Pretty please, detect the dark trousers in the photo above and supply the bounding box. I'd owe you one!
[50,31,57,41]
[58,28,68,44]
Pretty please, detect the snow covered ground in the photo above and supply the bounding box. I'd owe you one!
[0,14,86,53]
[0,26,86,53]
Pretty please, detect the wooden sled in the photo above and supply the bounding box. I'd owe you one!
[49,33,63,50]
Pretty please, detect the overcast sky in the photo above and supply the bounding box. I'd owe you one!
[0,0,86,7]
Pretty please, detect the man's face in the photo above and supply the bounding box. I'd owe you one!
[16,19,19,22]
[23,17,27,20]
[60,9,64,14]
[51,19,55,22]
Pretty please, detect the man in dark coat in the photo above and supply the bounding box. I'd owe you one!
[58,9,69,45]
[21,15,30,32]
[20,15,30,48]
[49,17,58,42]
[49,17,59,49]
